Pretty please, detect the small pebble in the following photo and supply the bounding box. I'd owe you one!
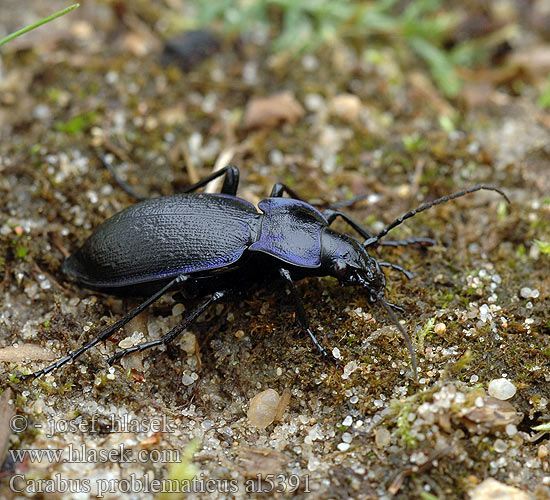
[520,287,539,299]
[247,389,280,429]
[341,432,353,444]
[469,478,530,500]
[342,360,358,380]
[538,444,548,459]
[172,303,185,316]
[337,443,350,452]
[493,439,507,453]
[329,94,362,123]
[375,427,391,448]
[488,378,517,400]
[342,415,353,427]
[434,322,446,335]
[505,424,517,437]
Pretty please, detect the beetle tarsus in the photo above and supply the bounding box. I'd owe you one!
[306,327,341,368]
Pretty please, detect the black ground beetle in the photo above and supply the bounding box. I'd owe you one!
[21,165,509,381]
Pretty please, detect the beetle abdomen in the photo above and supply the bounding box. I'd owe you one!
[63,194,259,289]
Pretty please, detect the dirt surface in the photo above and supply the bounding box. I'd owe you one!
[0,1,549,499]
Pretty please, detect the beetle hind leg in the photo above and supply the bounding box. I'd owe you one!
[19,274,190,381]
[107,289,231,366]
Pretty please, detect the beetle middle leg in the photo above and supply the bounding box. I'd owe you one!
[270,183,306,200]
[102,156,242,199]
[278,268,339,366]
[107,289,231,365]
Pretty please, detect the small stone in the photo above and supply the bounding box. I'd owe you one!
[505,424,517,437]
[329,94,362,123]
[469,478,531,500]
[247,389,280,429]
[234,329,245,339]
[494,439,508,453]
[434,323,446,335]
[538,444,548,459]
[181,374,194,386]
[342,360,358,379]
[337,442,350,452]
[342,415,353,427]
[243,92,304,129]
[172,303,185,316]
[488,378,517,400]
[180,332,196,354]
[341,432,353,443]
[375,427,391,448]
[238,448,288,479]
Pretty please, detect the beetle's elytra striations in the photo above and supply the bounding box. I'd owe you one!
[21,165,509,381]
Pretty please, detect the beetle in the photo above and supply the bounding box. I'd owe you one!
[20,164,509,381]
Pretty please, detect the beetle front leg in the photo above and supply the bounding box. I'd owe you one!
[107,289,231,366]
[278,268,340,366]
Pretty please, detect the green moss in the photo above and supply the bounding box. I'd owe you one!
[54,111,99,135]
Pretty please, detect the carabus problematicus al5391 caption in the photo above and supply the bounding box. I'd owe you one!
[20,165,509,381]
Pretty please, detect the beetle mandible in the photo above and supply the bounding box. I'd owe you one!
[20,164,509,381]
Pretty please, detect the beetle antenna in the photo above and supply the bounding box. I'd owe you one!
[363,186,510,247]
[379,299,417,380]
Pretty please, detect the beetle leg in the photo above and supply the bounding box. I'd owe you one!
[278,268,340,367]
[107,289,230,366]
[324,209,435,249]
[324,209,374,239]
[181,165,240,195]
[378,262,415,280]
[323,193,370,210]
[385,302,406,313]
[100,155,148,200]
[372,237,435,248]
[270,183,305,200]
[20,274,190,381]
[101,155,241,198]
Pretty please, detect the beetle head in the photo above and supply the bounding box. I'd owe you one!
[321,229,385,302]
